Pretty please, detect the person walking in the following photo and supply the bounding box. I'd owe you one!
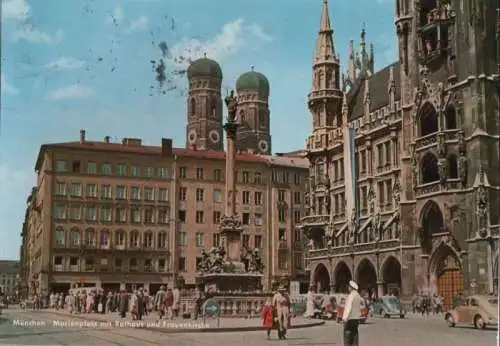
[272,286,291,340]
[342,280,363,346]
[261,298,274,340]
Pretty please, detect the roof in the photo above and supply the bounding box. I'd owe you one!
[347,61,401,120]
[187,58,223,80]
[236,71,270,98]
[35,140,309,171]
[0,260,20,275]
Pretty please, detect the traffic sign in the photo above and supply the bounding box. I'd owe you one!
[203,299,220,317]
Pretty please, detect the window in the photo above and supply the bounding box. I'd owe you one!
[130,231,139,247]
[213,189,223,203]
[158,209,169,223]
[70,206,81,220]
[116,208,126,222]
[294,191,301,204]
[158,167,169,179]
[144,187,154,201]
[279,208,286,222]
[385,142,392,166]
[196,210,204,223]
[69,229,80,246]
[158,232,167,248]
[178,210,186,222]
[55,160,67,172]
[129,258,137,269]
[116,185,126,199]
[386,180,393,206]
[144,167,154,178]
[213,211,221,224]
[100,184,112,199]
[378,181,385,206]
[196,167,204,180]
[176,232,187,246]
[196,188,204,201]
[117,164,127,176]
[178,257,186,271]
[69,183,81,197]
[254,172,262,184]
[131,186,141,200]
[54,204,66,219]
[158,188,168,201]
[55,182,66,196]
[279,228,286,241]
[131,166,140,177]
[54,256,63,266]
[195,232,204,247]
[278,189,286,201]
[242,234,250,247]
[254,213,263,226]
[242,191,250,204]
[294,253,303,269]
[86,184,97,198]
[144,208,154,223]
[242,213,250,225]
[254,235,262,248]
[294,210,301,223]
[360,151,367,173]
[254,192,262,205]
[69,257,78,266]
[179,187,187,201]
[54,228,65,246]
[100,231,110,247]
[278,252,288,270]
[212,233,220,246]
[213,169,222,181]
[87,162,97,174]
[85,230,96,246]
[158,259,166,271]
[179,166,187,178]
[101,163,112,175]
[294,229,301,242]
[377,144,383,167]
[242,171,250,184]
[100,207,112,222]
[131,207,141,223]
[115,231,125,247]
[86,206,97,221]
[143,232,153,248]
[144,259,153,271]
[294,173,301,185]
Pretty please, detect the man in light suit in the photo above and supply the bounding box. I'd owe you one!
[342,280,363,346]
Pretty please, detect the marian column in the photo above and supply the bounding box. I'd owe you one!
[220,90,243,262]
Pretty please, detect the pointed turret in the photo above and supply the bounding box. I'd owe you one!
[314,0,338,64]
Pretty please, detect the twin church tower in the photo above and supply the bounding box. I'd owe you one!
[184,57,272,155]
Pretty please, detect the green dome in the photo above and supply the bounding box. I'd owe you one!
[236,70,269,98]
[187,58,223,80]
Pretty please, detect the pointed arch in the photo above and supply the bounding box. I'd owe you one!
[356,258,377,295]
[333,261,352,293]
[418,101,438,136]
[312,262,331,293]
[421,152,439,184]
[419,200,444,253]
[381,256,402,296]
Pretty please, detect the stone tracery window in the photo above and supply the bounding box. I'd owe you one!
[447,155,458,179]
[445,105,457,129]
[190,98,196,116]
[421,152,439,184]
[419,102,438,136]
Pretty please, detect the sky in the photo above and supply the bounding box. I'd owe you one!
[0,0,398,260]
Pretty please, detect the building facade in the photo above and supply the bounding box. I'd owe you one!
[302,0,499,308]
[0,261,20,296]
[23,58,309,294]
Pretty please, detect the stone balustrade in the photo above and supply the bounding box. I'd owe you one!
[179,295,269,318]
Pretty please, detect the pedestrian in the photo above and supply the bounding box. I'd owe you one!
[172,286,180,318]
[165,288,174,319]
[342,280,363,346]
[272,285,291,340]
[154,286,166,320]
[261,298,274,340]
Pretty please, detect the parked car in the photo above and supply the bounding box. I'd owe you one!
[371,296,406,318]
[445,295,498,329]
[335,294,369,323]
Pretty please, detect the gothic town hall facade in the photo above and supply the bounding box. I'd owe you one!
[301,0,499,308]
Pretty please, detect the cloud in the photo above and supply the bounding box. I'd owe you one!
[1,74,19,95]
[48,84,93,100]
[13,25,64,45]
[1,0,30,21]
[169,19,272,69]
[45,57,85,71]
[106,5,125,24]
[124,16,148,33]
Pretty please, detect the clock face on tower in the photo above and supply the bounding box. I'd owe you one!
[188,130,197,144]
[258,139,268,153]
[209,130,220,144]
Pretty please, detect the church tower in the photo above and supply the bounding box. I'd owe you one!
[235,68,271,155]
[308,0,343,149]
[185,56,224,151]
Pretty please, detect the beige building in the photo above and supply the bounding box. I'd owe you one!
[0,260,20,296]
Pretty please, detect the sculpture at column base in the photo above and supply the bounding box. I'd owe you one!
[219,215,243,234]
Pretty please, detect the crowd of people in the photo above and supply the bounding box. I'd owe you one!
[411,294,445,315]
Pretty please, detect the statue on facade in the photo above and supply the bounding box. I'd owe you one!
[348,209,357,244]
[475,184,488,237]
[197,249,211,273]
[437,133,446,158]
[392,179,401,205]
[437,158,448,184]
[457,130,466,154]
[457,153,468,187]
[249,248,264,273]
[224,90,238,122]
[367,184,376,214]
[206,246,225,273]
[410,144,418,189]
[240,246,252,272]
[373,212,382,241]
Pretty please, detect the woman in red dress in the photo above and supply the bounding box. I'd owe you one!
[261,298,274,339]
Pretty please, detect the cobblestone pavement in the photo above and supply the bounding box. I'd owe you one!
[0,309,496,346]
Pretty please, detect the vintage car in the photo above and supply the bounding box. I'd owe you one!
[445,295,498,329]
[371,296,406,318]
[335,294,369,323]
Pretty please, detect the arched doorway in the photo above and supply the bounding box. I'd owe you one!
[356,259,377,297]
[333,261,352,293]
[382,256,402,296]
[431,245,463,311]
[421,152,439,184]
[313,263,331,293]
[420,200,444,254]
[419,102,438,136]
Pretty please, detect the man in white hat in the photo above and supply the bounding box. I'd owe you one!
[342,280,362,346]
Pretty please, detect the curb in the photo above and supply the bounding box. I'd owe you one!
[33,310,325,333]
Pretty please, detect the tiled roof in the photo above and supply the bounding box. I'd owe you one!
[347,61,401,120]
[264,155,309,169]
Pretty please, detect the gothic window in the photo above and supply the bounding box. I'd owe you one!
[319,71,324,89]
[239,109,245,123]
[325,71,332,89]
[419,102,438,136]
[447,155,458,179]
[211,96,218,117]
[190,98,196,117]
[421,152,439,184]
[445,106,457,129]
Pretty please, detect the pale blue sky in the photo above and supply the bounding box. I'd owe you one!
[0,0,397,260]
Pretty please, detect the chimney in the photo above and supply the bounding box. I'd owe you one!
[104,136,110,143]
[161,138,173,156]
[122,138,142,146]
[80,129,86,144]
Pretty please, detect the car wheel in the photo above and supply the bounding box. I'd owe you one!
[474,315,486,329]
[446,314,455,328]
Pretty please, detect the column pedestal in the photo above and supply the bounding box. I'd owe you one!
[377,281,385,297]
